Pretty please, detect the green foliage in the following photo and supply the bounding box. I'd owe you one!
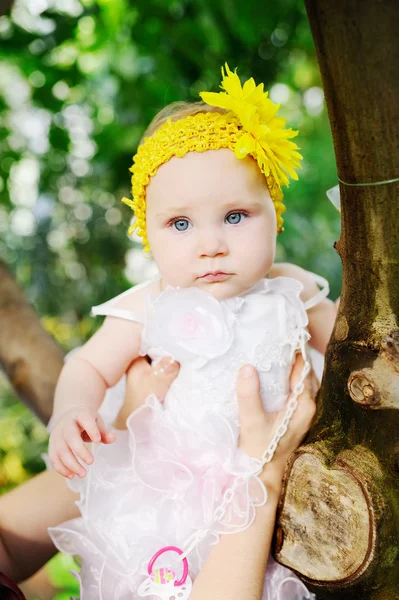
[47,553,81,599]
[0,0,340,321]
[0,378,48,494]
[0,1,341,595]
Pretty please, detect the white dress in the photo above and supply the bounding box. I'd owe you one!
[49,275,327,600]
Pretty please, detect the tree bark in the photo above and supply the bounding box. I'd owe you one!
[0,0,14,17]
[274,1,399,599]
[0,261,64,424]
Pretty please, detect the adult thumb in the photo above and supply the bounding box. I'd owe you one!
[236,364,263,428]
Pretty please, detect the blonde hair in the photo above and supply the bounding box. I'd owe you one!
[141,101,227,143]
[123,64,303,252]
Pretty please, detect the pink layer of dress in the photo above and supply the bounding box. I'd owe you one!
[49,275,328,600]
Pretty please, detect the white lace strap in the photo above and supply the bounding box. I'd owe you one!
[91,305,145,324]
[90,278,158,324]
[304,272,330,311]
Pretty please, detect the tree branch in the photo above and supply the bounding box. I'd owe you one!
[0,260,64,424]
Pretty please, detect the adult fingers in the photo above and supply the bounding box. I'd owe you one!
[290,354,317,406]
[288,354,317,432]
[236,363,271,456]
[151,356,180,400]
[123,357,152,414]
[289,354,312,391]
[236,365,263,429]
[114,356,180,430]
[125,355,180,408]
[114,357,152,429]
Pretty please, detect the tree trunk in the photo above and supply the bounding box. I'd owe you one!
[0,0,14,17]
[0,261,64,424]
[274,2,399,599]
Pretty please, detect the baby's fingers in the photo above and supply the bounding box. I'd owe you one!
[76,412,101,443]
[56,442,87,478]
[96,414,115,444]
[67,426,94,466]
[49,436,74,479]
[49,453,75,480]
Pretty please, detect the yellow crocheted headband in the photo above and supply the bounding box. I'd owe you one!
[122,64,302,253]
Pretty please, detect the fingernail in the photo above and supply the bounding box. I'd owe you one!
[240,365,254,378]
[164,359,177,373]
[157,357,177,374]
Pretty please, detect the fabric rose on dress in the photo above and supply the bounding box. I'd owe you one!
[141,286,236,366]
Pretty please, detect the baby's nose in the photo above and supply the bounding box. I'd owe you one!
[198,230,228,257]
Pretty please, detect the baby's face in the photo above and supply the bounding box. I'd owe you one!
[146,148,277,300]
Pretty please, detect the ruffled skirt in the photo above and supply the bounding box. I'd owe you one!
[49,394,315,600]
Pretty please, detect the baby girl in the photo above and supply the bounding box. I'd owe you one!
[48,64,336,599]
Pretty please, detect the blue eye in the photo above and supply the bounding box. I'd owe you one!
[226,212,246,224]
[172,218,190,231]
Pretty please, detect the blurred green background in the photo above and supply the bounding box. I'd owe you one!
[0,0,341,596]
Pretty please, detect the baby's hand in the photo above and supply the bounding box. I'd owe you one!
[49,407,115,479]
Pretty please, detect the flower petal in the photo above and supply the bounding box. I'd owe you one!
[200,64,302,192]
[199,91,234,111]
[235,133,256,159]
[242,77,256,96]
[220,63,244,100]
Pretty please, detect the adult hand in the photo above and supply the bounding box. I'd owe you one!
[113,356,180,429]
[236,355,318,491]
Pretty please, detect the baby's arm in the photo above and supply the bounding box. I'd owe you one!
[270,262,337,354]
[49,316,143,479]
[0,354,179,584]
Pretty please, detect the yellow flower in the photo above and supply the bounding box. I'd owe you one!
[123,63,302,252]
[200,63,302,189]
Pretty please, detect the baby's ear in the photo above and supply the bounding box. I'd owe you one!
[152,357,180,401]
